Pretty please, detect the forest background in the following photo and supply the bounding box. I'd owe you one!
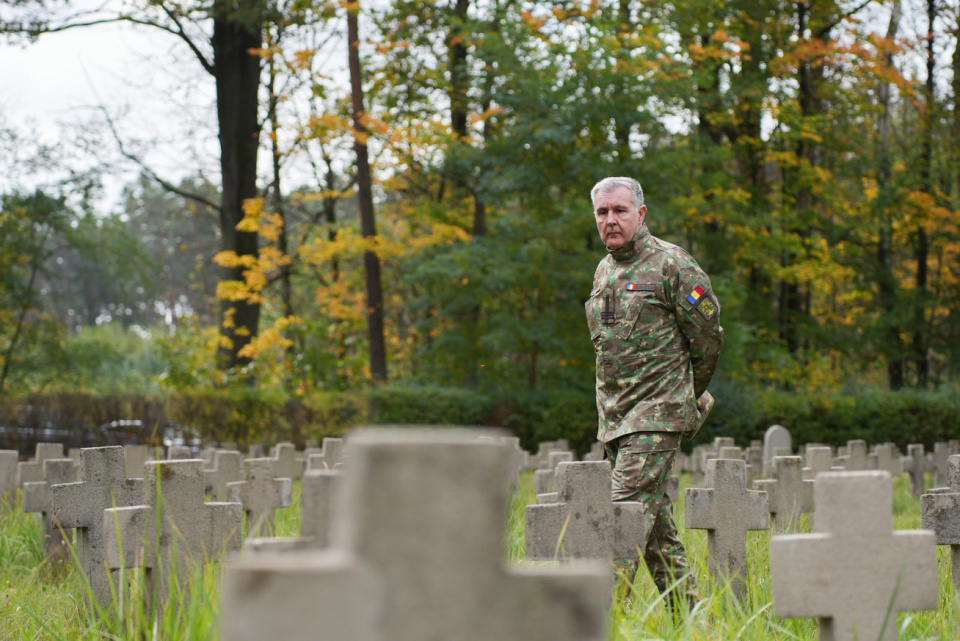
[1,0,959,454]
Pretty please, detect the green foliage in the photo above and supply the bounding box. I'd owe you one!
[368,385,491,426]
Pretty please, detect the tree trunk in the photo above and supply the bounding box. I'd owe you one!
[915,0,936,385]
[348,0,388,383]
[213,3,263,370]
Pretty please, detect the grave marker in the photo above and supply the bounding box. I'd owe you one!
[271,442,305,480]
[933,442,954,488]
[244,469,342,555]
[762,426,791,478]
[836,440,871,471]
[228,458,293,537]
[206,450,243,501]
[802,446,837,481]
[306,438,345,471]
[526,460,645,562]
[0,450,18,499]
[869,443,903,478]
[17,442,64,487]
[221,429,610,641]
[921,454,960,588]
[754,457,813,533]
[905,444,928,497]
[22,458,78,561]
[52,446,144,607]
[772,471,937,641]
[123,444,152,479]
[685,458,768,599]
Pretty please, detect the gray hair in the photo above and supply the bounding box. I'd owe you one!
[590,177,644,209]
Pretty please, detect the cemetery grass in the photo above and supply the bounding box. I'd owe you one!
[0,472,957,640]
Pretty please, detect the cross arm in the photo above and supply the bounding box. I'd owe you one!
[104,505,151,570]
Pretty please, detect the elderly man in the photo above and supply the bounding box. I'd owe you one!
[586,176,724,608]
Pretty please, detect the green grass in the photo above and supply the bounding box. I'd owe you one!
[0,471,958,640]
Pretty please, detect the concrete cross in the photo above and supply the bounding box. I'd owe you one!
[228,457,293,537]
[271,442,305,480]
[686,458,768,599]
[869,444,903,479]
[306,438,345,471]
[104,459,242,609]
[0,449,18,500]
[221,429,611,641]
[123,444,153,479]
[206,450,243,502]
[526,460,645,562]
[167,445,193,459]
[772,471,937,641]
[921,453,960,588]
[904,444,928,497]
[802,446,837,481]
[932,442,955,488]
[17,442,65,487]
[22,458,78,561]
[52,446,144,607]
[753,456,813,533]
[836,440,871,471]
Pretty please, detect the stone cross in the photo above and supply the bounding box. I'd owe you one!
[17,442,65,487]
[221,429,611,641]
[932,442,955,488]
[104,459,242,609]
[167,445,193,459]
[206,450,243,502]
[228,457,293,537]
[22,458,78,561]
[754,456,813,533]
[123,444,152,478]
[869,443,903,478]
[0,449,18,500]
[533,450,575,495]
[802,446,837,481]
[921,454,960,588]
[583,441,605,462]
[772,471,937,641]
[836,440,871,471]
[904,444,928,497]
[52,446,144,608]
[526,461,645,561]
[762,425,791,478]
[271,442,305,480]
[685,458,768,599]
[306,438,345,471]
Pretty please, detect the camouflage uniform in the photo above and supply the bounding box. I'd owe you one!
[585,223,723,599]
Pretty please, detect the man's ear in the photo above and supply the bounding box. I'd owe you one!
[638,204,647,226]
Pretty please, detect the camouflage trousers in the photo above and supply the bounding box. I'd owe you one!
[604,431,694,599]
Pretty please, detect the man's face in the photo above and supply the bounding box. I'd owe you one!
[594,186,646,250]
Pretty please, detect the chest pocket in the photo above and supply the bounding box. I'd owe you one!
[618,299,644,339]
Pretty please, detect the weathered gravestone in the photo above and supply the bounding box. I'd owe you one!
[0,450,18,500]
[17,442,65,487]
[868,443,903,478]
[772,471,937,641]
[685,458,768,600]
[228,457,293,537]
[921,453,960,589]
[306,437,345,471]
[243,469,342,555]
[23,458,78,561]
[104,459,242,608]
[762,426,791,478]
[205,450,243,502]
[526,460,645,562]
[221,429,611,641]
[52,446,144,607]
[167,445,193,460]
[123,444,152,479]
[932,442,955,488]
[533,451,575,496]
[754,457,813,533]
[836,440,871,471]
[905,444,929,497]
[802,446,838,481]
[271,442,305,480]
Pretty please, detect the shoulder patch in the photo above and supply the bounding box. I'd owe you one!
[685,285,707,306]
[697,296,718,321]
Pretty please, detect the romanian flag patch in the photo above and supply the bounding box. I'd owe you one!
[686,285,706,305]
[625,283,656,292]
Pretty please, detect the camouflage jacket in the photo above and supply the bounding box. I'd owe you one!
[586,224,724,442]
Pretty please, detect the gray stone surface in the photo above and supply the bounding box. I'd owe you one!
[802,446,837,481]
[23,458,78,560]
[167,445,193,460]
[869,443,903,478]
[221,429,610,641]
[306,438,345,471]
[921,454,960,588]
[762,426,791,478]
[686,458,768,599]
[526,461,645,561]
[754,457,814,533]
[52,446,144,607]
[905,444,928,497]
[104,459,242,608]
[271,442,305,480]
[836,440,871,471]
[534,468,556,495]
[0,450,18,499]
[932,442,955,488]
[228,457,293,537]
[17,442,65,487]
[123,444,152,479]
[206,450,243,502]
[772,471,937,641]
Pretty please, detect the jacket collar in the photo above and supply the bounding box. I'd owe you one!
[607,224,649,262]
